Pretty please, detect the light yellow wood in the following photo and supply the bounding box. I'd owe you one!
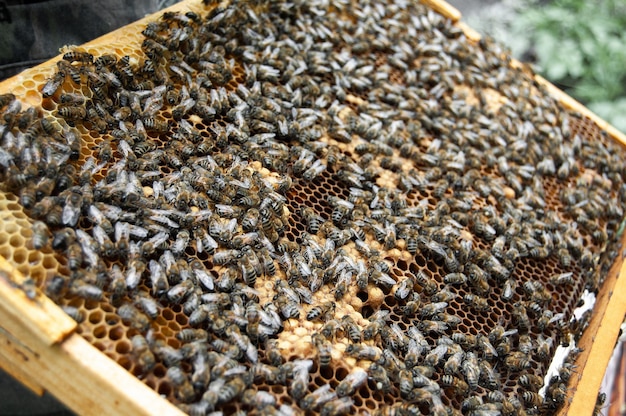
[0,330,45,396]
[419,0,461,22]
[455,21,481,42]
[559,242,626,416]
[0,257,76,346]
[0,328,185,416]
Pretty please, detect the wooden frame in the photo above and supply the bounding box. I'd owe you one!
[0,0,624,414]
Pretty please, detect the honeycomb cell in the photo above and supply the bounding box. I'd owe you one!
[115,340,132,355]
[167,320,181,332]
[108,325,126,341]
[93,325,107,339]
[12,247,28,264]
[88,310,104,324]
[158,382,172,397]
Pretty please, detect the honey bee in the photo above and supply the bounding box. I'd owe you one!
[187,304,210,327]
[227,324,258,363]
[45,274,68,300]
[441,374,469,395]
[401,299,420,317]
[344,344,382,362]
[424,339,452,367]
[286,360,312,400]
[301,207,324,233]
[52,227,76,250]
[478,359,499,390]
[58,105,87,121]
[421,301,448,318]
[415,270,439,295]
[301,384,337,411]
[306,301,335,322]
[444,272,467,285]
[275,293,301,319]
[320,397,353,416]
[167,279,194,304]
[218,376,248,404]
[264,339,284,367]
[42,72,65,97]
[166,366,196,403]
[60,305,84,323]
[130,334,155,373]
[394,275,416,301]
[118,303,151,331]
[241,389,276,409]
[320,319,341,340]
[190,259,214,291]
[142,116,169,132]
[62,49,93,63]
[559,359,577,383]
[30,220,50,249]
[341,315,362,343]
[134,290,159,319]
[431,288,457,303]
[593,392,607,416]
[509,336,528,360]
[368,362,391,393]
[62,189,83,227]
[176,328,209,342]
[148,259,169,295]
[463,294,489,311]
[501,278,517,301]
[550,271,574,286]
[364,317,388,340]
[519,373,544,390]
[504,351,531,371]
[554,315,572,347]
[512,302,531,332]
[311,332,332,367]
[0,92,16,109]
[466,263,491,295]
[460,352,480,391]
[69,279,102,301]
[522,391,544,408]
[418,320,449,334]
[331,367,367,398]
[536,334,554,361]
[213,248,241,265]
[209,217,238,243]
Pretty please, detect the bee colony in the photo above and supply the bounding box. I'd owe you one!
[0,0,625,415]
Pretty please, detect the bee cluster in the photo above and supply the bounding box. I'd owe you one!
[0,0,625,415]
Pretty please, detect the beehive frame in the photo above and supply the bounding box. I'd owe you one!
[0,0,625,415]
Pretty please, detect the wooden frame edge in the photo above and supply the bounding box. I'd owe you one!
[419,0,462,22]
[0,329,185,416]
[0,331,45,396]
[562,252,626,415]
[0,256,76,346]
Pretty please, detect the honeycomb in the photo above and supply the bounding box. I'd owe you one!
[0,0,625,415]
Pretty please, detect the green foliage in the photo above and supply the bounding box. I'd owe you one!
[466,0,626,131]
[512,0,626,128]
